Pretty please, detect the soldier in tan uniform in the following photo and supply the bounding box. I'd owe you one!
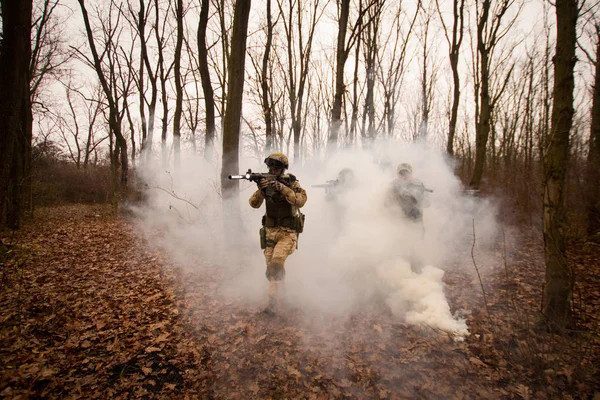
[249,153,307,312]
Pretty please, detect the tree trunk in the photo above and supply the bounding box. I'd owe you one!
[470,0,491,190]
[542,0,578,330]
[172,0,184,168]
[198,0,216,162]
[77,0,128,190]
[0,0,33,229]
[137,0,148,156]
[261,0,274,153]
[154,0,169,168]
[586,31,600,238]
[445,0,464,156]
[139,0,158,162]
[221,0,251,207]
[327,0,349,153]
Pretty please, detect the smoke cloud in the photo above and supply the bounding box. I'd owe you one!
[131,140,499,340]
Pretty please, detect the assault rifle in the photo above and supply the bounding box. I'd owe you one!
[228,169,278,183]
[311,180,339,189]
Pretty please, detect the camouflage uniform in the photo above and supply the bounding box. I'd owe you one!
[249,177,307,280]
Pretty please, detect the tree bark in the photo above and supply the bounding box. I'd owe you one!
[542,0,578,330]
[198,0,216,161]
[173,0,184,168]
[586,29,600,238]
[0,0,33,229]
[327,0,350,153]
[262,0,274,153]
[221,0,251,204]
[444,0,464,156]
[154,0,170,168]
[470,0,492,190]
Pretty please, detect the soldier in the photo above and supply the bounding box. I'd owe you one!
[249,152,307,313]
[313,167,356,203]
[385,163,431,273]
[385,163,429,223]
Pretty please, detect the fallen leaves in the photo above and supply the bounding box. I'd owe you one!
[0,205,598,399]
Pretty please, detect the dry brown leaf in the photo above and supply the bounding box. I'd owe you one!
[468,357,486,367]
[287,366,302,378]
[154,333,170,343]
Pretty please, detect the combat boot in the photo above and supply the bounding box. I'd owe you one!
[264,280,284,315]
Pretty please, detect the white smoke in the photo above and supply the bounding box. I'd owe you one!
[130,139,498,340]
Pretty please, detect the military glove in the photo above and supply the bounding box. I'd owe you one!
[258,179,270,190]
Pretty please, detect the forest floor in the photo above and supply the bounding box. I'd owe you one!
[1,204,599,400]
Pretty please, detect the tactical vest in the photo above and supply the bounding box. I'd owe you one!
[262,174,303,231]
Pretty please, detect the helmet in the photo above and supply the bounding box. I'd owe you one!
[337,168,355,184]
[264,152,289,169]
[397,163,412,175]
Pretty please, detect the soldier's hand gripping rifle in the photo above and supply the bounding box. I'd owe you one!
[228,169,279,190]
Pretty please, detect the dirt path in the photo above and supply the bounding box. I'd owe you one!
[1,205,598,399]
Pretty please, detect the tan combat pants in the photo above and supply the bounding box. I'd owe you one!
[264,226,298,281]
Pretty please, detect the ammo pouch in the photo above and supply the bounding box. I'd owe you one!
[262,213,305,233]
[259,227,267,249]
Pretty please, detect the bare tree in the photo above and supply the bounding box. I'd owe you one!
[348,0,363,148]
[153,0,175,167]
[221,0,251,210]
[261,0,275,153]
[76,0,129,193]
[182,36,200,153]
[172,0,184,167]
[0,0,33,229]
[542,0,578,330]
[435,0,465,155]
[278,0,324,161]
[55,79,108,169]
[469,0,520,189]
[214,0,233,117]
[378,1,420,138]
[360,0,385,143]
[128,0,158,161]
[197,0,216,161]
[26,0,71,216]
[581,22,600,238]
[415,1,440,142]
[326,0,350,152]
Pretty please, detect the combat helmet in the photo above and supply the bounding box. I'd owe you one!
[337,168,356,185]
[397,163,412,175]
[264,152,289,169]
